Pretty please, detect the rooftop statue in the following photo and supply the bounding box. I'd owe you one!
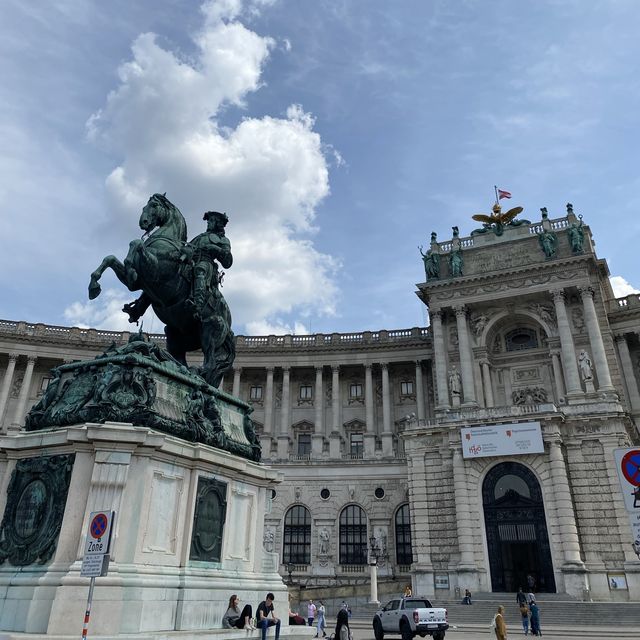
[471,203,528,236]
[88,194,234,387]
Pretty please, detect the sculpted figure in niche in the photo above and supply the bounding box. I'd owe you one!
[319,528,330,555]
[578,350,593,381]
[448,365,462,397]
[263,529,275,552]
[472,314,489,337]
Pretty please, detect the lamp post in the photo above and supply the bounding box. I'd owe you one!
[369,534,382,605]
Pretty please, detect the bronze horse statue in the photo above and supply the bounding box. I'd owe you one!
[88,194,235,387]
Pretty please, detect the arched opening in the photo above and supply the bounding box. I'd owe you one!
[395,504,412,566]
[339,505,368,565]
[483,462,556,593]
[283,505,311,565]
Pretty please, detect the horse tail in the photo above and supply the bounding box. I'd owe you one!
[212,330,236,388]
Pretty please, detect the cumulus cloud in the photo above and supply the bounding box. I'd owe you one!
[73,0,339,333]
[610,276,640,298]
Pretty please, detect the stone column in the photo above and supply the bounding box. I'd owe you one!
[415,361,426,420]
[547,438,584,566]
[232,366,242,397]
[430,311,450,409]
[455,305,477,405]
[329,366,342,459]
[381,363,394,456]
[452,446,477,571]
[615,334,640,410]
[551,289,582,397]
[11,356,36,430]
[277,366,290,459]
[550,350,566,402]
[480,360,494,407]
[503,368,513,406]
[364,364,376,457]
[579,286,614,392]
[0,353,18,427]
[312,366,324,457]
[260,367,274,456]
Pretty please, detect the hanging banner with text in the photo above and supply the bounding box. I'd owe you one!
[461,422,544,459]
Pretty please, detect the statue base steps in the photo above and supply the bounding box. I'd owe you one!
[0,423,286,637]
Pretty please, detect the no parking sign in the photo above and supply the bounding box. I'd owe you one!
[614,449,640,550]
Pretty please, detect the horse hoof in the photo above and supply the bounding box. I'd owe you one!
[88,281,102,300]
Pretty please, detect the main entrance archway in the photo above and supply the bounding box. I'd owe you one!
[483,462,556,593]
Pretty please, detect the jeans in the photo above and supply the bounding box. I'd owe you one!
[258,618,280,640]
[522,617,529,635]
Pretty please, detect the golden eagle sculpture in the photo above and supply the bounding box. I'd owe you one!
[471,203,527,237]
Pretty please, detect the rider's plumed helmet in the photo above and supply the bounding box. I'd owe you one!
[203,211,228,226]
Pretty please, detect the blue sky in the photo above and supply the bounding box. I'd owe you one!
[2,0,640,335]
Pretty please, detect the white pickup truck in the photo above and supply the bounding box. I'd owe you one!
[373,597,448,640]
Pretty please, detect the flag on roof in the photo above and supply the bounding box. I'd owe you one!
[497,189,512,200]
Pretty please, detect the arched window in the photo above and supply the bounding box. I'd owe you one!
[283,505,311,565]
[395,504,412,566]
[339,505,368,565]
[505,328,538,351]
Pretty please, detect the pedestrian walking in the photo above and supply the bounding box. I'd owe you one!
[314,600,327,638]
[530,600,542,636]
[519,602,530,635]
[307,600,316,627]
[491,605,507,640]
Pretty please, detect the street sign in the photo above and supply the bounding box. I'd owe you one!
[614,448,640,512]
[80,553,110,578]
[84,511,114,556]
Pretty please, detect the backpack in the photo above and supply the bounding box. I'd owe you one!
[490,614,497,629]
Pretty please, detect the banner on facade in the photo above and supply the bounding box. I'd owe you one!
[460,422,544,459]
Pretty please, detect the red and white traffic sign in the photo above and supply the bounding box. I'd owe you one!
[84,511,114,556]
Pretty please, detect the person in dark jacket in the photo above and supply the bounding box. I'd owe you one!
[529,600,542,636]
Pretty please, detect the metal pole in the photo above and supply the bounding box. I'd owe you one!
[81,576,96,640]
[369,562,379,604]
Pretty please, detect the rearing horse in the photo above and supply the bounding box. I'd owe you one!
[88,193,235,387]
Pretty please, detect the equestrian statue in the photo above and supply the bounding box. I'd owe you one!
[88,194,235,387]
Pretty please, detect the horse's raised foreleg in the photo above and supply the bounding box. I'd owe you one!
[88,255,132,300]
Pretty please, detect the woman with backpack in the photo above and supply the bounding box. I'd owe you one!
[519,601,530,635]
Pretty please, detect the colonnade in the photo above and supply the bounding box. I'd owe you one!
[0,354,37,432]
[229,361,428,460]
[430,286,619,410]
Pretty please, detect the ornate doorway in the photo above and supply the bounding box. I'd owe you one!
[483,462,556,593]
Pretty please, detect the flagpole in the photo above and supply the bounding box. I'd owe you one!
[494,185,499,205]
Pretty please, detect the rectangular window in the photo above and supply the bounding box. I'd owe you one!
[350,433,364,457]
[400,381,414,396]
[249,385,263,400]
[299,385,313,400]
[298,433,312,456]
[349,383,363,399]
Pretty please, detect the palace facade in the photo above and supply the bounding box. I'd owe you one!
[1,203,639,601]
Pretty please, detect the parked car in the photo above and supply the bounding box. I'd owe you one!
[373,596,448,640]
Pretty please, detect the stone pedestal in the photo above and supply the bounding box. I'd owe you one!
[277,434,290,460]
[311,434,325,458]
[364,433,376,458]
[381,433,394,457]
[0,423,287,637]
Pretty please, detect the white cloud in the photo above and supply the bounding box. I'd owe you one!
[245,319,309,336]
[74,0,340,333]
[610,276,640,298]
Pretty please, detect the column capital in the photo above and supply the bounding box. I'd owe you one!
[614,333,629,343]
[331,364,340,374]
[8,353,19,362]
[380,362,389,372]
[578,285,595,299]
[281,365,291,374]
[315,365,324,373]
[233,366,243,374]
[453,304,467,317]
[364,363,373,371]
[550,288,566,302]
[265,365,275,373]
[26,355,37,365]
[415,359,423,368]
[430,310,443,322]
[479,359,490,367]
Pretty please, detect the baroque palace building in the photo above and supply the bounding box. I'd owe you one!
[1,203,640,601]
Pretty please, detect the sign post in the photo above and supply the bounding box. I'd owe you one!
[80,510,115,640]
